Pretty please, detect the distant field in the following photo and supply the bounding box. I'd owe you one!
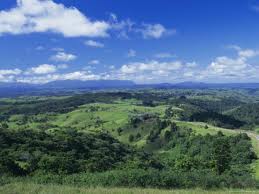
[0,183,258,194]
[174,121,237,136]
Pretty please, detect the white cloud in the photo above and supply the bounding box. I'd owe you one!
[17,71,101,84]
[227,45,259,58]
[0,68,22,82]
[139,24,176,39]
[2,45,259,84]
[226,44,241,51]
[120,60,183,74]
[0,3,174,40]
[50,52,76,62]
[109,13,174,39]
[109,13,135,39]
[61,71,100,81]
[85,40,104,48]
[88,60,100,65]
[0,0,110,37]
[140,24,166,39]
[0,68,22,75]
[238,49,259,58]
[110,60,194,83]
[127,49,136,57]
[27,64,57,74]
[200,47,259,81]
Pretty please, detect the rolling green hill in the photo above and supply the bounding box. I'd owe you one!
[1,89,259,191]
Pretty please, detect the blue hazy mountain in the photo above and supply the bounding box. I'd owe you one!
[43,80,136,89]
[1,81,259,97]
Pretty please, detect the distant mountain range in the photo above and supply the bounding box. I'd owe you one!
[149,82,259,89]
[1,80,259,97]
[43,80,135,89]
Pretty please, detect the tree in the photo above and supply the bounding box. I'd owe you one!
[129,134,135,142]
[142,100,154,107]
[117,127,123,136]
[170,122,178,132]
[165,106,174,119]
[212,138,231,175]
[136,133,141,139]
[1,123,8,129]
[164,130,171,141]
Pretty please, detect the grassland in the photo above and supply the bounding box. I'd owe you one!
[0,183,258,194]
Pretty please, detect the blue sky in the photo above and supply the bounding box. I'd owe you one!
[0,0,259,84]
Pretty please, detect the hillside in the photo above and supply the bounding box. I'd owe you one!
[1,89,259,190]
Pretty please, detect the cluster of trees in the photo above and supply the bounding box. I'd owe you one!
[0,128,134,175]
[228,103,259,128]
[0,92,135,120]
[162,128,257,175]
[0,122,258,188]
[189,111,245,129]
[164,104,245,129]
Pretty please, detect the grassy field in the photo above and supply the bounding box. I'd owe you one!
[174,121,237,136]
[0,183,258,194]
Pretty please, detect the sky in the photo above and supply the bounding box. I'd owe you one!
[0,0,259,84]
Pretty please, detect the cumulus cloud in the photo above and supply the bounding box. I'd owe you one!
[120,60,183,74]
[17,71,101,84]
[200,47,259,81]
[0,0,110,37]
[138,24,176,39]
[238,49,259,58]
[61,71,100,81]
[0,69,22,75]
[27,64,57,74]
[106,60,198,83]
[0,2,174,40]
[140,24,166,39]
[2,45,259,84]
[84,40,104,48]
[0,68,22,82]
[50,52,77,62]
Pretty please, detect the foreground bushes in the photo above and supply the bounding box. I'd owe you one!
[0,128,133,175]
[0,124,258,189]
[1,169,258,189]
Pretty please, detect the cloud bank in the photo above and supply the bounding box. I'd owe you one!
[0,0,110,37]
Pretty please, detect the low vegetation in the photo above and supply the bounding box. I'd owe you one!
[1,89,259,191]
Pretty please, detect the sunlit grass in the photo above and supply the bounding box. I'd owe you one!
[1,183,258,194]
